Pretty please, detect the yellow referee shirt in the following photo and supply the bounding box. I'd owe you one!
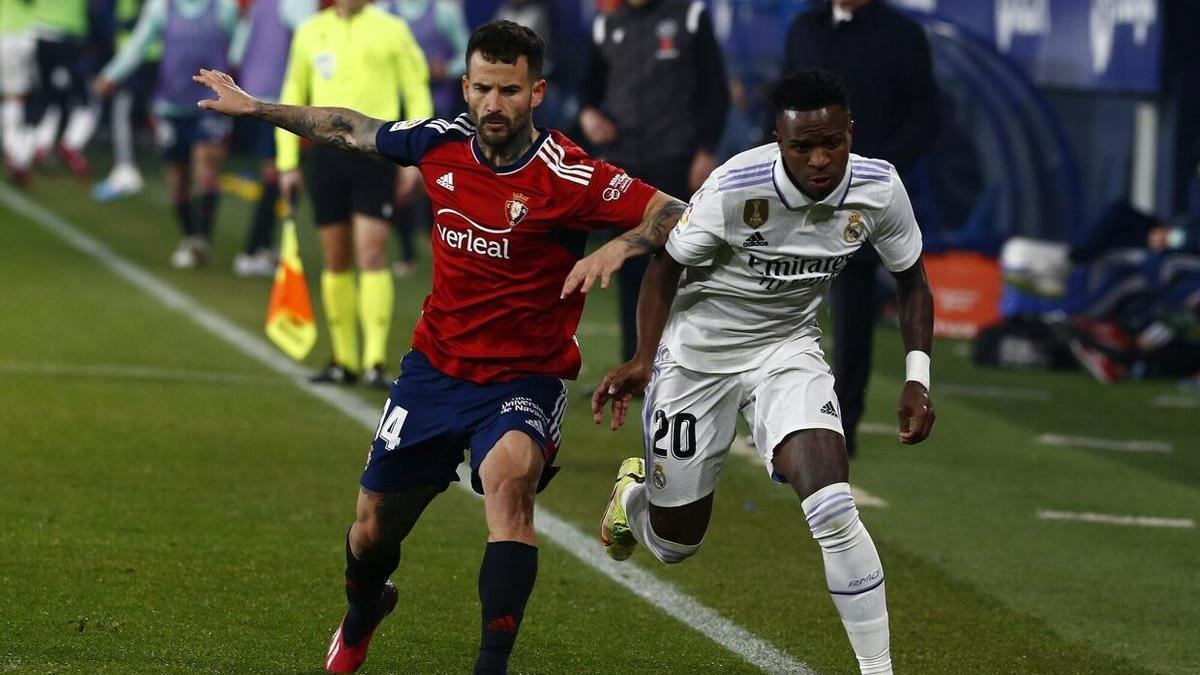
[276,4,433,171]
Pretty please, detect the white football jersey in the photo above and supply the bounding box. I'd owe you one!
[663,144,923,373]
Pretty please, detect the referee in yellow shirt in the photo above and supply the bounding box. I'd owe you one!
[279,0,432,388]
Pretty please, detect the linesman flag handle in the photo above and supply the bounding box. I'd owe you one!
[265,205,317,361]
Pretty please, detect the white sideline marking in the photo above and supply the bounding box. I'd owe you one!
[730,437,888,508]
[0,361,281,386]
[1037,510,1194,529]
[1036,433,1173,454]
[940,383,1050,401]
[1153,395,1200,410]
[3,186,813,675]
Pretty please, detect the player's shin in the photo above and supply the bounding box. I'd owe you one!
[476,541,537,675]
[623,483,700,564]
[802,482,891,675]
[359,269,393,369]
[342,530,401,646]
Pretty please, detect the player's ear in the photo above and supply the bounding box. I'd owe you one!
[461,74,470,103]
[531,78,546,109]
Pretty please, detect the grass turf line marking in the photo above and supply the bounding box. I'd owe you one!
[0,361,282,386]
[729,436,888,508]
[1036,433,1172,454]
[1152,394,1200,409]
[1037,510,1195,529]
[3,185,813,675]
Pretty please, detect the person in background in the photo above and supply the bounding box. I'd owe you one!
[579,0,729,366]
[92,0,161,202]
[782,0,938,458]
[0,0,37,186]
[95,0,239,269]
[276,0,432,388]
[382,0,469,278]
[227,0,316,277]
[29,0,98,177]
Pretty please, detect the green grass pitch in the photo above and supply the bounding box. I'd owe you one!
[1,162,1196,674]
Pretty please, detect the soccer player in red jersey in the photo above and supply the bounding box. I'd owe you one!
[194,20,684,674]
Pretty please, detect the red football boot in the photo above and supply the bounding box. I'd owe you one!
[56,144,90,177]
[324,581,399,673]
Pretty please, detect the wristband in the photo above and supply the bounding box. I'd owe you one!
[905,351,931,391]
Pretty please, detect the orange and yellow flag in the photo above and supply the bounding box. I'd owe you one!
[265,217,317,360]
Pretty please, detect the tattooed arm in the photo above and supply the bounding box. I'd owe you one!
[193,68,385,156]
[560,191,687,298]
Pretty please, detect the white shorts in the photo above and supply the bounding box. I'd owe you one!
[0,33,36,97]
[641,342,843,507]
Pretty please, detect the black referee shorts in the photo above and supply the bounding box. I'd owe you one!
[304,145,396,226]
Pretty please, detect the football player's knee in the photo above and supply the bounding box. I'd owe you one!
[644,524,703,565]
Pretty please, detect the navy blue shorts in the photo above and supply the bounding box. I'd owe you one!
[154,112,231,163]
[361,350,567,495]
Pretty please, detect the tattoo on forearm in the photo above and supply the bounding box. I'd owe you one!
[621,199,686,254]
[255,102,377,154]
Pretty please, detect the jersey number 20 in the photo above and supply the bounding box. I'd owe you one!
[651,410,697,459]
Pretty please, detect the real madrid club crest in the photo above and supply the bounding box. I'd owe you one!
[652,463,667,490]
[505,192,530,228]
[743,198,768,229]
[843,213,865,243]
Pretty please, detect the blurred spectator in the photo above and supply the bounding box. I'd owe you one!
[782,0,938,457]
[579,0,729,362]
[30,0,99,177]
[0,0,37,186]
[277,0,431,387]
[96,0,239,269]
[382,0,468,278]
[92,0,161,202]
[227,0,316,277]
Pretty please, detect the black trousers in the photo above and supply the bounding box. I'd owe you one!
[613,155,693,361]
[829,245,881,458]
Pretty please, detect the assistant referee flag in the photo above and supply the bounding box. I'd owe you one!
[265,217,316,360]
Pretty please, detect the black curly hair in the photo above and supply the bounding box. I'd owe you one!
[771,69,850,115]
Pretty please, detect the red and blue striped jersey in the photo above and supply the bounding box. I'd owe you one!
[376,114,657,383]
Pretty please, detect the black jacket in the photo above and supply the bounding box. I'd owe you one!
[580,0,729,166]
[783,0,939,172]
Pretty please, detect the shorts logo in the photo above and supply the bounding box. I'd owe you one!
[505,192,530,227]
[743,198,768,229]
[525,419,545,435]
[652,462,667,489]
[843,213,865,243]
[820,400,839,418]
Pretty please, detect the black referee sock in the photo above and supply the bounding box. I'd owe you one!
[173,196,194,237]
[247,180,278,253]
[342,532,400,646]
[197,190,218,241]
[475,541,538,675]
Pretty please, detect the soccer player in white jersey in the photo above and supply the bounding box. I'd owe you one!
[587,69,935,675]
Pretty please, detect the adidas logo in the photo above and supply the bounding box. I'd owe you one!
[525,418,545,435]
[820,401,839,418]
[436,172,455,191]
[486,614,518,633]
[742,232,768,248]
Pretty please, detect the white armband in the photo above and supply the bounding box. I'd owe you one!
[905,351,931,391]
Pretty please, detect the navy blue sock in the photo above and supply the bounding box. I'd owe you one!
[475,541,538,675]
[343,531,400,646]
[197,190,218,241]
[173,196,194,237]
[247,180,278,253]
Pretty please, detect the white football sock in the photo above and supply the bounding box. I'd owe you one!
[34,105,61,154]
[802,482,891,675]
[1,99,29,166]
[622,482,700,564]
[62,100,98,151]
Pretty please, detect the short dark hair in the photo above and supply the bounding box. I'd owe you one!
[771,69,849,116]
[466,20,545,80]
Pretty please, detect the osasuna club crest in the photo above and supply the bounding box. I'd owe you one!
[505,193,530,227]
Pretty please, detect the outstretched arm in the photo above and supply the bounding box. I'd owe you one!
[193,69,385,156]
[591,249,685,430]
[892,257,935,444]
[560,191,687,298]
